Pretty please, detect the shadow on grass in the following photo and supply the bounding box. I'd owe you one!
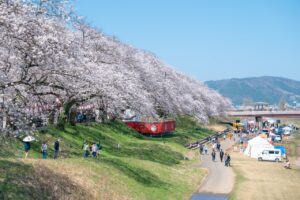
[39,121,212,165]
[0,137,23,158]
[165,129,212,146]
[99,157,170,188]
[48,124,184,165]
[0,159,91,200]
[106,143,183,166]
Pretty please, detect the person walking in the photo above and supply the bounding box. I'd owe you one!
[211,149,216,161]
[41,141,47,159]
[92,143,98,158]
[225,154,231,167]
[199,144,204,155]
[53,139,60,159]
[217,142,221,152]
[224,153,228,165]
[83,142,89,158]
[24,142,31,159]
[204,144,208,154]
[212,142,217,151]
[219,149,224,162]
[229,133,233,140]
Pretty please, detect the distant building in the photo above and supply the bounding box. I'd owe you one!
[254,102,269,111]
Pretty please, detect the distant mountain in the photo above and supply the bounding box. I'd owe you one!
[205,76,300,105]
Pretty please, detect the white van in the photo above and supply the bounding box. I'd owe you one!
[258,149,282,162]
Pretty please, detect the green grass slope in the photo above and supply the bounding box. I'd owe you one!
[0,116,215,200]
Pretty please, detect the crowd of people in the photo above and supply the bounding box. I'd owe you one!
[23,139,102,159]
[198,136,231,167]
[82,141,102,158]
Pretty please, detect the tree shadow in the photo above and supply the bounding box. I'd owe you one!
[105,143,183,166]
[0,138,21,158]
[44,123,185,165]
[99,157,170,188]
[0,159,91,200]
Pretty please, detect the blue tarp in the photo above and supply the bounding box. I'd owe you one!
[274,146,286,155]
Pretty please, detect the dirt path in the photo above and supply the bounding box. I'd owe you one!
[198,139,235,194]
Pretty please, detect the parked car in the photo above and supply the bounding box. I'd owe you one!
[274,135,281,142]
[283,130,291,136]
[258,149,282,162]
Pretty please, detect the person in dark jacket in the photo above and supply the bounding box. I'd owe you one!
[53,139,60,159]
[97,141,102,157]
[225,154,231,167]
[199,144,204,155]
[219,149,224,162]
[217,142,221,152]
[211,149,216,161]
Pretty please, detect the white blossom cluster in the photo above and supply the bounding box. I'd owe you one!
[0,0,231,134]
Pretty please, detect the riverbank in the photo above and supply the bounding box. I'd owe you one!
[0,117,215,200]
[230,132,300,200]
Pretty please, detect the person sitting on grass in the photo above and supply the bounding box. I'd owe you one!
[284,159,291,169]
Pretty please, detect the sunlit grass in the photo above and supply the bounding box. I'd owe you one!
[0,116,212,199]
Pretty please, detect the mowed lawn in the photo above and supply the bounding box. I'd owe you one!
[0,117,213,200]
[231,133,300,200]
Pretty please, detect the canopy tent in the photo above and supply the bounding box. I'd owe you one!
[244,135,274,158]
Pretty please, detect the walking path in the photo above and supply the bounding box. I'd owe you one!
[191,138,235,200]
[199,138,235,193]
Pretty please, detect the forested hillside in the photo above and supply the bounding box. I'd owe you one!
[206,76,300,105]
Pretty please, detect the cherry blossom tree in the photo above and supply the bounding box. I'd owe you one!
[0,0,231,135]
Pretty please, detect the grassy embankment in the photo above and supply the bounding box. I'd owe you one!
[0,116,216,200]
[230,130,300,200]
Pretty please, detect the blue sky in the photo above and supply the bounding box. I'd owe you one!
[74,0,300,81]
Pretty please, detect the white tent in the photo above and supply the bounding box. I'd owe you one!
[266,118,276,124]
[244,135,274,158]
